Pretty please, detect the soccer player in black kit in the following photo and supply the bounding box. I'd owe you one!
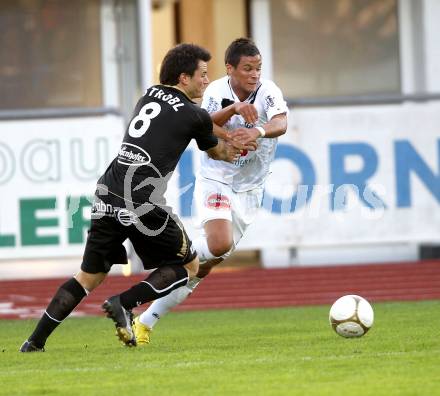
[20,44,248,352]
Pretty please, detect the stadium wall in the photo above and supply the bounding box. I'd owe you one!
[0,102,439,265]
[1,0,440,270]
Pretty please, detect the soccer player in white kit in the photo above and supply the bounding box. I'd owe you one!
[132,38,288,345]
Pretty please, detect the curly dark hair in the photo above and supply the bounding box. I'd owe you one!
[159,43,211,85]
[224,38,260,67]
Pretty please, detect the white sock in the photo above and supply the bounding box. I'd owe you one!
[192,236,218,263]
[139,277,202,329]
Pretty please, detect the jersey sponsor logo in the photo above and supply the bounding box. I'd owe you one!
[116,209,138,226]
[91,199,138,226]
[117,143,151,166]
[91,200,114,216]
[233,156,256,168]
[206,193,231,209]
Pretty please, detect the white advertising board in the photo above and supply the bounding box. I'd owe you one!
[235,101,440,250]
[0,116,123,259]
[0,102,439,261]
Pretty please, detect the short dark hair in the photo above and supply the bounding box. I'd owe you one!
[224,38,260,67]
[160,43,211,85]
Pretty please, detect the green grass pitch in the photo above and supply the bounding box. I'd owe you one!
[1,301,439,396]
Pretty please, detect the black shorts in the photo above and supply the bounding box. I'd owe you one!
[81,197,196,274]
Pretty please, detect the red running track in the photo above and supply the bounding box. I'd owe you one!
[0,260,439,319]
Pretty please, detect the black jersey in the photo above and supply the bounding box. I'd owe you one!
[98,85,218,205]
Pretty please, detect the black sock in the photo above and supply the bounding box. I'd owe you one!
[119,265,188,310]
[29,278,87,348]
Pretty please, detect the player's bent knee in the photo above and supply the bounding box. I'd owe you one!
[205,219,233,257]
[208,240,233,257]
[75,270,106,292]
[184,256,200,278]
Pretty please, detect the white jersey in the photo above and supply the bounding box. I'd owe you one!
[199,76,288,192]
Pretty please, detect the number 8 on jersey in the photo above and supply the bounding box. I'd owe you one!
[129,102,162,138]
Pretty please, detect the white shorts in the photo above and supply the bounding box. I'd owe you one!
[192,177,263,256]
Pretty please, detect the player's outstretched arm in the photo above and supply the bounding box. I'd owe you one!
[206,139,240,163]
[212,122,233,141]
[212,123,257,152]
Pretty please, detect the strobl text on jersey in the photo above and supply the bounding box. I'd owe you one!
[145,87,185,112]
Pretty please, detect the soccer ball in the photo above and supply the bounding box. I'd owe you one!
[329,295,374,338]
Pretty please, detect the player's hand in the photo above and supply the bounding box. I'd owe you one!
[244,141,258,151]
[234,103,258,124]
[224,131,252,150]
[231,127,260,146]
[224,141,242,163]
[225,130,258,152]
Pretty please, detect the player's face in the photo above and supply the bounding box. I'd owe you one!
[186,60,210,99]
[227,54,262,99]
